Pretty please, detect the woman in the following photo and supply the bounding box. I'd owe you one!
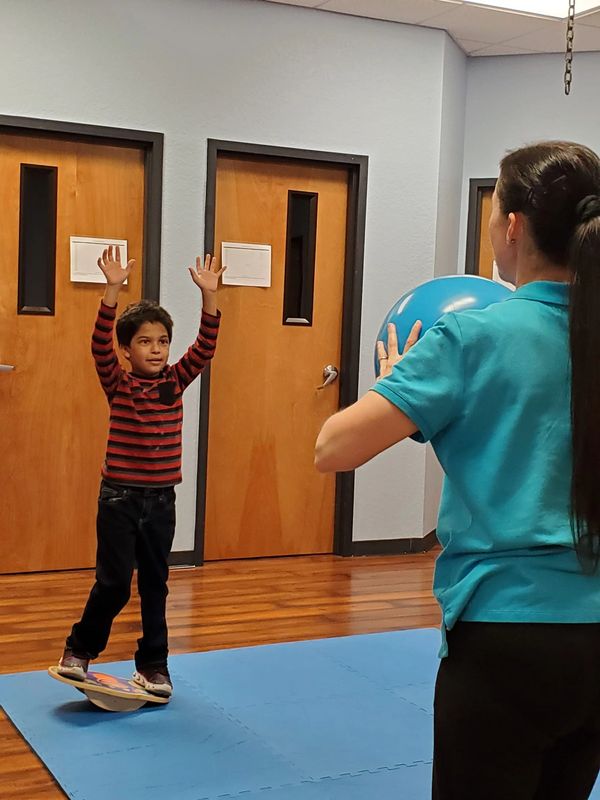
[315,141,600,799]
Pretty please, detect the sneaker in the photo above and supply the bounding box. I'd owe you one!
[57,648,89,681]
[132,666,173,698]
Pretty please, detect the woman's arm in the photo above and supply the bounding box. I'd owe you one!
[315,320,421,473]
[315,391,417,473]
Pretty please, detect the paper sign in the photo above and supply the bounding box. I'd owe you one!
[70,237,128,284]
[221,242,271,287]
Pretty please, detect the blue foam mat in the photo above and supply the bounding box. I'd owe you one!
[1,628,598,800]
[0,630,437,800]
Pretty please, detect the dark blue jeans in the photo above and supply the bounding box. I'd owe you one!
[67,481,176,670]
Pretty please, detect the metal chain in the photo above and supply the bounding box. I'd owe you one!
[564,0,576,95]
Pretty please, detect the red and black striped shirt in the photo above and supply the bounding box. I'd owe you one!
[92,301,220,487]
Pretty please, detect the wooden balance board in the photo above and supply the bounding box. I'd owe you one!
[48,666,170,712]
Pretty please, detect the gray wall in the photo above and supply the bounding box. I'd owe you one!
[1,0,467,549]
[352,35,467,542]
[459,51,600,274]
[424,35,467,538]
[354,32,468,544]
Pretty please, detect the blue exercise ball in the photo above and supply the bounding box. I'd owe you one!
[374,275,512,377]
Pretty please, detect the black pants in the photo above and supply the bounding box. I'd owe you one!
[433,621,600,800]
[67,481,176,670]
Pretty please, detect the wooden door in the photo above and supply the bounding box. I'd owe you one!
[0,134,144,573]
[204,156,348,559]
[478,188,494,278]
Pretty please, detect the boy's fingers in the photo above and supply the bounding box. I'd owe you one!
[196,256,202,272]
[108,244,113,261]
[376,340,387,361]
[403,320,422,355]
[204,254,211,271]
[115,245,121,263]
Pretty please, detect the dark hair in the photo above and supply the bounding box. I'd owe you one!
[116,300,173,346]
[497,141,600,571]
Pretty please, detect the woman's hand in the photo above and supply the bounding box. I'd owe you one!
[376,320,422,380]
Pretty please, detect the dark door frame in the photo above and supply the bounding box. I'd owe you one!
[0,114,173,562]
[190,139,369,565]
[0,115,163,298]
[465,177,497,276]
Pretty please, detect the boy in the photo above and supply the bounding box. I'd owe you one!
[57,246,223,697]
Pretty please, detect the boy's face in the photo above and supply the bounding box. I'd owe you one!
[122,321,170,377]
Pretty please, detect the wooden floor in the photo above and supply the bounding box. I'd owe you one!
[0,551,439,799]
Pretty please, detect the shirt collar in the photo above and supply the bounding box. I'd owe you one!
[129,369,167,382]
[508,280,569,307]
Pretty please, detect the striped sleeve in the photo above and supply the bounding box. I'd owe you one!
[92,302,123,400]
[173,310,221,391]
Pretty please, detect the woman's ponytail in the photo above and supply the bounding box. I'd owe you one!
[499,143,600,571]
[569,196,600,571]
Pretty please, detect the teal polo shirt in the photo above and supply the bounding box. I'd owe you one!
[372,281,600,656]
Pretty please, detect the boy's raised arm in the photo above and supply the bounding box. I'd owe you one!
[92,245,134,398]
[173,254,224,390]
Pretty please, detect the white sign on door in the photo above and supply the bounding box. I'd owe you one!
[70,237,128,284]
[221,242,271,287]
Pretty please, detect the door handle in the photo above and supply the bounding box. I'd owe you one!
[0,365,15,372]
[317,365,339,390]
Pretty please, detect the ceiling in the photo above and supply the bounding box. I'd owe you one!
[262,0,600,55]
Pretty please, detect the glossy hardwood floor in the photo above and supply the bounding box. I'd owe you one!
[0,551,439,799]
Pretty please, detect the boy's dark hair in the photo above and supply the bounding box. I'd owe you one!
[116,300,174,346]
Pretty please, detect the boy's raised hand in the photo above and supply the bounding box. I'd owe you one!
[97,245,135,286]
[188,254,226,294]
